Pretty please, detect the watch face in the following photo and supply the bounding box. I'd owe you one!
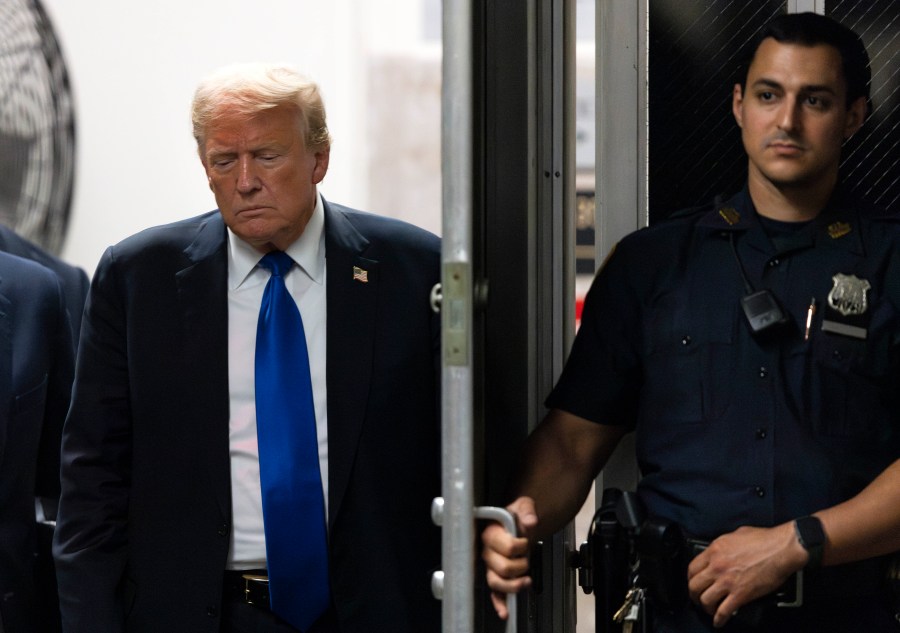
[0,0,76,255]
[795,516,825,570]
[796,516,825,547]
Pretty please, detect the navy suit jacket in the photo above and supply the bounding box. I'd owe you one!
[54,201,442,632]
[0,225,90,348]
[0,252,74,632]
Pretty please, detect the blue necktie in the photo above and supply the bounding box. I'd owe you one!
[255,251,330,631]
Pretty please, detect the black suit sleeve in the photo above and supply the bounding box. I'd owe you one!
[53,247,131,633]
[34,275,75,500]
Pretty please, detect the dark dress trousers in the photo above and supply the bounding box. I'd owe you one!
[0,252,74,632]
[53,200,442,633]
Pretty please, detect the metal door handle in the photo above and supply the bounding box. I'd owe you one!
[431,497,519,633]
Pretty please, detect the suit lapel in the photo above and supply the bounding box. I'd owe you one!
[175,205,380,527]
[175,213,232,519]
[324,201,378,527]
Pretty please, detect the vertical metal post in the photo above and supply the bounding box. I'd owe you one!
[594,0,648,495]
[438,0,475,632]
[533,0,577,630]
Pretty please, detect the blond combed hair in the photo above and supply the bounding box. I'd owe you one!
[191,63,331,152]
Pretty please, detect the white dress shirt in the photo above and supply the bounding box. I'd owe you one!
[225,194,328,569]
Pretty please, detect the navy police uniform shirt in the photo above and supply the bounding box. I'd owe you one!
[548,187,900,550]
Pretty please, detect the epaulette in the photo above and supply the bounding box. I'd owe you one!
[668,202,712,220]
[833,186,899,222]
[866,206,900,223]
[667,192,734,221]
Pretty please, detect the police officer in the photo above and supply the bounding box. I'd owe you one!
[482,12,900,632]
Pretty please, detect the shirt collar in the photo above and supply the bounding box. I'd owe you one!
[227,192,326,289]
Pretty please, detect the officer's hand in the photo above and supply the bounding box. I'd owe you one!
[686,522,808,628]
[481,496,539,620]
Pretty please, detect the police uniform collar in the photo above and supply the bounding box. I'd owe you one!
[697,186,865,256]
[809,187,866,256]
[696,188,780,257]
[696,188,756,232]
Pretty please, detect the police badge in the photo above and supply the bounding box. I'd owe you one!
[827,273,870,316]
[821,273,871,340]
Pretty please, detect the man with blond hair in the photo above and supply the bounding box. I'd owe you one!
[54,64,441,633]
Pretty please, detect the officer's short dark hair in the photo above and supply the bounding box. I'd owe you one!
[740,12,871,112]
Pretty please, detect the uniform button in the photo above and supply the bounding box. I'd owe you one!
[681,335,692,346]
[754,486,766,498]
[758,367,768,378]
[217,523,230,537]
[768,258,780,267]
[207,606,218,618]
[832,350,843,361]
[755,428,767,440]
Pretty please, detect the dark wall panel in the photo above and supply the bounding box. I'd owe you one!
[829,1,900,208]
[648,1,785,223]
[647,2,900,221]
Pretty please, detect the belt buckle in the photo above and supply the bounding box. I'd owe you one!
[775,570,804,608]
[241,573,269,605]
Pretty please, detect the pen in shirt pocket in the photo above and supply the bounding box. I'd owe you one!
[804,297,816,341]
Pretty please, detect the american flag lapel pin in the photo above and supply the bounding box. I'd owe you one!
[352,266,369,283]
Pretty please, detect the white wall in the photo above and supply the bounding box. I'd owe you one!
[41,0,432,274]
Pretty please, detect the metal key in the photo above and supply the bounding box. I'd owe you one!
[612,587,637,623]
[617,586,644,633]
[622,600,640,633]
[613,586,644,621]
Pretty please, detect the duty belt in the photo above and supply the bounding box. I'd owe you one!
[571,489,857,632]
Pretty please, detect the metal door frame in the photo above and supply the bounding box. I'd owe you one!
[434,0,577,631]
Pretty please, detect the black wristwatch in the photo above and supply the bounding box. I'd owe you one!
[794,515,825,570]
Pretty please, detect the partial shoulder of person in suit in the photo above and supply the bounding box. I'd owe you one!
[0,224,90,347]
[0,251,74,632]
[0,224,89,633]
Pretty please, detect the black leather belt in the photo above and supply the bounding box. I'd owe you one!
[223,569,270,610]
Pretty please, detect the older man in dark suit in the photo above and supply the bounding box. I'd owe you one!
[54,64,441,633]
[0,251,74,633]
